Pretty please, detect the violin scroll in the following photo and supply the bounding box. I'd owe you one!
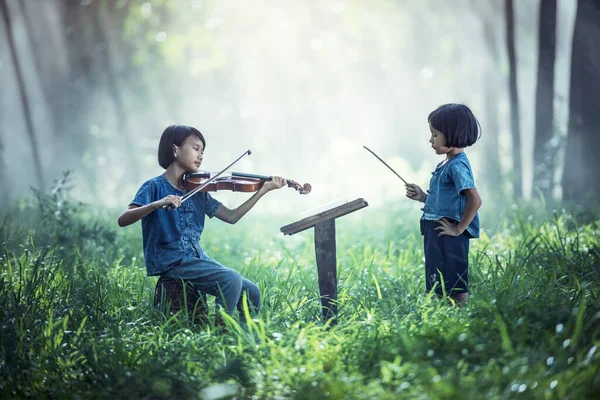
[286,179,311,195]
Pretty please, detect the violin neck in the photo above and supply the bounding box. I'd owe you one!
[232,171,276,182]
[231,171,296,186]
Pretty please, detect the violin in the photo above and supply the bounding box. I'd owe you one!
[184,171,312,195]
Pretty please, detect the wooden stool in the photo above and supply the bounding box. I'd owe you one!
[154,276,209,324]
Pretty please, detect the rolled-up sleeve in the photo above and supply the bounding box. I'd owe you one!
[204,192,222,218]
[131,181,156,207]
[449,161,475,194]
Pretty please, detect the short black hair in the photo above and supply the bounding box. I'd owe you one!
[157,125,206,169]
[428,104,481,148]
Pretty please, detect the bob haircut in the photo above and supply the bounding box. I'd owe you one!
[428,104,481,148]
[157,125,206,169]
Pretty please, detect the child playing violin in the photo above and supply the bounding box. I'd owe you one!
[118,124,286,317]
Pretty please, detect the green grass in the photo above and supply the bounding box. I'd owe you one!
[1,184,599,399]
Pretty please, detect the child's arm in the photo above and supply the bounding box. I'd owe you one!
[405,183,427,202]
[214,176,286,224]
[436,188,482,236]
[117,195,182,227]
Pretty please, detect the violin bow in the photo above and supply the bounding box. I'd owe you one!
[179,149,252,204]
[363,145,408,185]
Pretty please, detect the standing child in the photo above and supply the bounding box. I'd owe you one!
[405,104,482,305]
[118,124,286,316]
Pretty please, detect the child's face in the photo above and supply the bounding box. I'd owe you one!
[429,123,451,155]
[174,135,204,172]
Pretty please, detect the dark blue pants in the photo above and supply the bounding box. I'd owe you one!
[421,219,470,296]
[162,257,261,315]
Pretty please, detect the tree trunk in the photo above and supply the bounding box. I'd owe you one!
[505,0,522,198]
[0,135,6,204]
[0,0,43,189]
[482,75,503,190]
[18,0,71,182]
[533,0,557,201]
[562,0,600,208]
[481,12,503,195]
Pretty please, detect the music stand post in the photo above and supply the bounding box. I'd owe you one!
[280,198,369,323]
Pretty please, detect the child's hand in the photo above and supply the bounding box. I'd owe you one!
[435,218,463,237]
[157,195,182,209]
[262,176,287,192]
[405,183,426,202]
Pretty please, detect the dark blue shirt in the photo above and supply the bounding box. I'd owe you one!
[421,152,480,238]
[131,175,222,276]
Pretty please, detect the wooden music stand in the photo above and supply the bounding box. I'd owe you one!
[280,198,369,322]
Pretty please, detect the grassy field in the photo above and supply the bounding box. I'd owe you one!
[1,185,599,399]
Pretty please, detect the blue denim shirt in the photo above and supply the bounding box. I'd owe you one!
[131,175,222,276]
[421,152,479,238]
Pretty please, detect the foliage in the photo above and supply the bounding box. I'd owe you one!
[0,185,599,399]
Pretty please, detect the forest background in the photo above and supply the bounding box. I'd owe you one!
[1,1,599,399]
[1,0,599,213]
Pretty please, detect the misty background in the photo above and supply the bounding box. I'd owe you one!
[1,0,598,218]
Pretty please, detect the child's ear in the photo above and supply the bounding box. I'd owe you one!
[173,144,178,157]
